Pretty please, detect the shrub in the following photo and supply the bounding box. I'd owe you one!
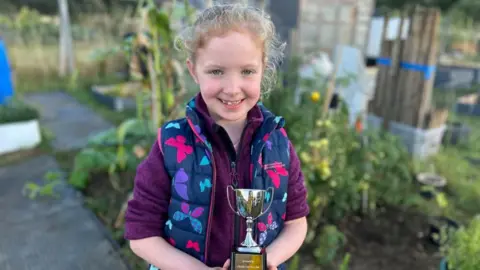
[0,97,39,124]
[263,74,418,265]
[444,217,480,270]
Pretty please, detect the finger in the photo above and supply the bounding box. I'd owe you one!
[222,259,230,268]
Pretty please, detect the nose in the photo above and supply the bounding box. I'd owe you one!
[222,74,242,95]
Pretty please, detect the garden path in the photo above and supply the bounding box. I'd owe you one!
[23,91,114,151]
[0,91,130,270]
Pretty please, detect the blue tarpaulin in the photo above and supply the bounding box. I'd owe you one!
[0,38,14,105]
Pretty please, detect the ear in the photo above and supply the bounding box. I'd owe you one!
[186,58,198,84]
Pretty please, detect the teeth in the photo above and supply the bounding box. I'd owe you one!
[221,99,241,105]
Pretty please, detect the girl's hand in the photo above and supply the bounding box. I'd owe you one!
[222,259,230,269]
[266,260,278,270]
[221,258,277,270]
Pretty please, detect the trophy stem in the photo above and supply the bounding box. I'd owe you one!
[240,217,259,249]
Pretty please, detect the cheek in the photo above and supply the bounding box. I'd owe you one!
[244,80,261,97]
[198,77,221,96]
[244,75,263,96]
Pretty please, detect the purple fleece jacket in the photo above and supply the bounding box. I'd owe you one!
[124,94,310,267]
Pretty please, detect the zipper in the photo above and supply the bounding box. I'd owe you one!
[230,159,240,250]
[228,122,249,250]
[231,161,238,188]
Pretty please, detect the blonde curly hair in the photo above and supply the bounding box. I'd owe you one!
[175,3,286,95]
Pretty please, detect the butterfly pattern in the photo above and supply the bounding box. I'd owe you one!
[186,240,200,252]
[264,162,288,188]
[173,168,189,200]
[199,178,212,192]
[173,202,204,234]
[165,135,193,163]
[257,212,278,246]
[263,134,273,150]
[165,122,180,129]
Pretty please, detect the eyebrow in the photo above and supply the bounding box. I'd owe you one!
[203,63,260,69]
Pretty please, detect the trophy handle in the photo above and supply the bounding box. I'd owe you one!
[260,187,275,216]
[226,185,240,215]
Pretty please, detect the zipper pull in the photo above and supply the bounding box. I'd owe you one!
[231,161,238,188]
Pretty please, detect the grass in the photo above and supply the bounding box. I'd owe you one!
[7,42,135,124]
[413,112,480,226]
[434,114,480,221]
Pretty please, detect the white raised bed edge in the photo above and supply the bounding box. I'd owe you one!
[0,119,41,155]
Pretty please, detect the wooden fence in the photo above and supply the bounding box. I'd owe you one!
[368,6,448,129]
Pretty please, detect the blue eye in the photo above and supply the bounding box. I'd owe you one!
[242,69,256,75]
[208,69,223,75]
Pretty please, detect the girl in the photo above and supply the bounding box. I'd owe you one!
[124,4,309,270]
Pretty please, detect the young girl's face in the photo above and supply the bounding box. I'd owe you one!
[187,30,263,124]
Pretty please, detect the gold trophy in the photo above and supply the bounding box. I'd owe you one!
[226,186,274,270]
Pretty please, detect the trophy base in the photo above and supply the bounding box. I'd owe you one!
[230,250,267,270]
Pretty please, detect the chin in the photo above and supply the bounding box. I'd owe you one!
[215,110,249,122]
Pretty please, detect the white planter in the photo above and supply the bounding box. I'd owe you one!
[0,119,42,155]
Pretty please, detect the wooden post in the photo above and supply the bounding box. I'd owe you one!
[368,15,390,117]
[58,0,75,77]
[383,11,407,129]
[395,6,423,126]
[350,6,358,46]
[416,9,440,128]
[322,6,345,116]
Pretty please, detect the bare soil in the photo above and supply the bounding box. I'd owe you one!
[301,206,443,270]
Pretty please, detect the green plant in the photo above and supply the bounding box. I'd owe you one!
[0,97,39,124]
[23,171,63,199]
[301,113,417,224]
[312,225,346,266]
[339,253,351,270]
[287,254,300,270]
[444,217,480,269]
[68,118,154,190]
[263,62,418,266]
[67,0,194,192]
[89,0,191,131]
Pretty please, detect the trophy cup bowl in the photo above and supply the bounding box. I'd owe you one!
[227,186,274,270]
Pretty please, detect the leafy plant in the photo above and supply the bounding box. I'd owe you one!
[444,217,480,270]
[23,171,63,199]
[0,97,39,124]
[264,60,419,266]
[339,253,351,270]
[312,225,346,265]
[68,118,153,190]
[89,0,191,131]
[67,0,194,192]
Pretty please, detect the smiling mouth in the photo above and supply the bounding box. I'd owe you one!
[218,98,244,105]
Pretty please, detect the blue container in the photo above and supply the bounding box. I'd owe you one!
[0,38,14,105]
[440,258,449,270]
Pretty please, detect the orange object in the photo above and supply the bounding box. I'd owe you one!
[355,117,363,133]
